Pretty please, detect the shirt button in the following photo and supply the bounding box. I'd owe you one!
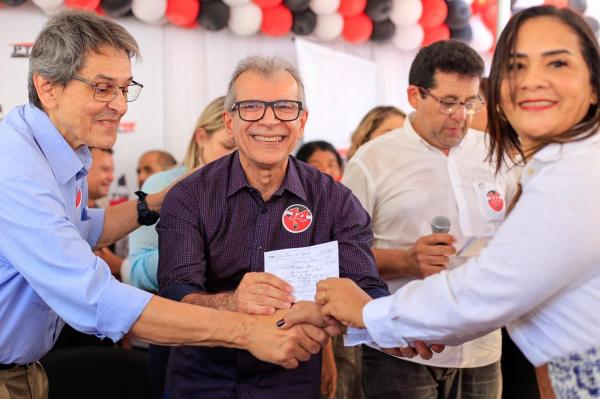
[261,208,267,214]
[257,245,262,250]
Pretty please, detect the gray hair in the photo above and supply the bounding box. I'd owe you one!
[224,55,307,111]
[28,10,140,109]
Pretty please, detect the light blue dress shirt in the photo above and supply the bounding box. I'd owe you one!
[126,165,187,292]
[0,104,152,364]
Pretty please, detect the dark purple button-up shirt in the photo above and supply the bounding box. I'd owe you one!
[158,151,388,399]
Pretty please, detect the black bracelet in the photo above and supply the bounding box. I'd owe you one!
[134,191,160,226]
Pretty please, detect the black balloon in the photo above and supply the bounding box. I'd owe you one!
[101,0,132,17]
[370,19,395,42]
[198,0,230,31]
[292,9,316,35]
[1,0,26,5]
[450,24,472,43]
[285,0,310,12]
[365,0,392,23]
[585,16,599,36]
[446,0,471,30]
[568,0,587,14]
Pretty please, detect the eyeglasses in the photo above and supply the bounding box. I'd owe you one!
[72,76,143,102]
[419,87,484,116]
[231,100,303,122]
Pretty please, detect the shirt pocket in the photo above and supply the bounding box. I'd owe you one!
[473,181,506,222]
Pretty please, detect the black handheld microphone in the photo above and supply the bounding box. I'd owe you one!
[431,216,451,234]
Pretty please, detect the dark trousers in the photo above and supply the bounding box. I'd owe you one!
[501,328,540,399]
[361,345,500,399]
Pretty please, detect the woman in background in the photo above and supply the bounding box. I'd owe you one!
[347,106,406,160]
[296,140,344,181]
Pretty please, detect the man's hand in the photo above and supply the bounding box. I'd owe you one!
[382,342,446,360]
[314,278,372,328]
[94,247,123,276]
[278,301,342,337]
[406,233,456,278]
[244,310,329,369]
[230,272,295,315]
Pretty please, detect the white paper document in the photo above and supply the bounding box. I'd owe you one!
[264,241,339,302]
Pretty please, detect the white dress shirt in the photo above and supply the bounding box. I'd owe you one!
[362,129,600,367]
[343,118,517,368]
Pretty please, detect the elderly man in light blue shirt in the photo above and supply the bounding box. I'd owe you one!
[0,10,332,399]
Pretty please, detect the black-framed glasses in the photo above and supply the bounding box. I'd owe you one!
[231,100,303,122]
[72,76,144,102]
[419,87,484,116]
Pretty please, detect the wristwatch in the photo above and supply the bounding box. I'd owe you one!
[134,191,160,226]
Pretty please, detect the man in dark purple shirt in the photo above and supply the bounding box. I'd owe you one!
[157,55,388,399]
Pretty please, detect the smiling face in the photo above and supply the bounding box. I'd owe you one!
[223,71,307,174]
[409,71,480,154]
[41,46,132,150]
[500,16,598,149]
[87,148,114,201]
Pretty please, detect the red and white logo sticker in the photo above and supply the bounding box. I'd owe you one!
[487,190,504,212]
[75,188,83,209]
[282,204,313,233]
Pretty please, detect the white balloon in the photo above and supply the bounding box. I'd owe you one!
[392,23,423,51]
[389,0,422,26]
[223,0,251,6]
[229,3,262,36]
[132,0,167,23]
[313,12,344,40]
[32,0,63,10]
[469,15,494,53]
[512,0,544,8]
[309,0,340,16]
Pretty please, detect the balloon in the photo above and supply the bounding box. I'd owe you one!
[261,4,292,36]
[285,0,309,11]
[166,0,200,26]
[585,15,599,36]
[567,0,586,12]
[370,18,395,42]
[482,2,497,32]
[446,0,471,30]
[309,0,340,15]
[389,0,421,26]
[228,2,262,35]
[421,23,450,47]
[512,0,543,7]
[101,0,131,16]
[253,0,281,8]
[313,12,344,40]
[338,0,365,17]
[198,0,229,30]
[223,0,249,6]
[419,0,448,29]
[132,0,167,22]
[65,0,100,9]
[0,0,26,5]
[365,0,391,22]
[471,0,496,14]
[543,0,567,7]
[469,15,494,52]
[342,13,373,43]
[292,9,317,34]
[392,23,423,51]
[450,24,472,42]
[33,0,64,10]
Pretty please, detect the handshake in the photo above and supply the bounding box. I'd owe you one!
[235,272,444,369]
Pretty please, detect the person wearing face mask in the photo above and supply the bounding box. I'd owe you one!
[157,55,388,399]
[309,6,600,399]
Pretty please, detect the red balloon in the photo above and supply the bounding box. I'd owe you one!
[422,23,450,47]
[471,0,496,15]
[338,0,366,17]
[166,0,200,27]
[261,4,292,36]
[419,0,448,29]
[544,0,568,7]
[342,13,373,43]
[65,0,101,10]
[253,0,282,9]
[482,3,497,32]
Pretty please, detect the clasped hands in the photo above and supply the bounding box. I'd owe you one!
[233,272,443,366]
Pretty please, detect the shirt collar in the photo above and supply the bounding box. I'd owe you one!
[226,151,307,201]
[25,104,91,184]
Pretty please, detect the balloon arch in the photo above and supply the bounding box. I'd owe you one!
[0,0,596,53]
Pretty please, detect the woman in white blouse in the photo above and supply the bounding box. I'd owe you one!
[309,6,600,398]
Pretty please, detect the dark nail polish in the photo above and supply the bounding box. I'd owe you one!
[276,318,285,328]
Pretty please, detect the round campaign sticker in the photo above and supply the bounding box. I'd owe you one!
[282,204,313,233]
[75,188,83,209]
[487,190,504,212]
